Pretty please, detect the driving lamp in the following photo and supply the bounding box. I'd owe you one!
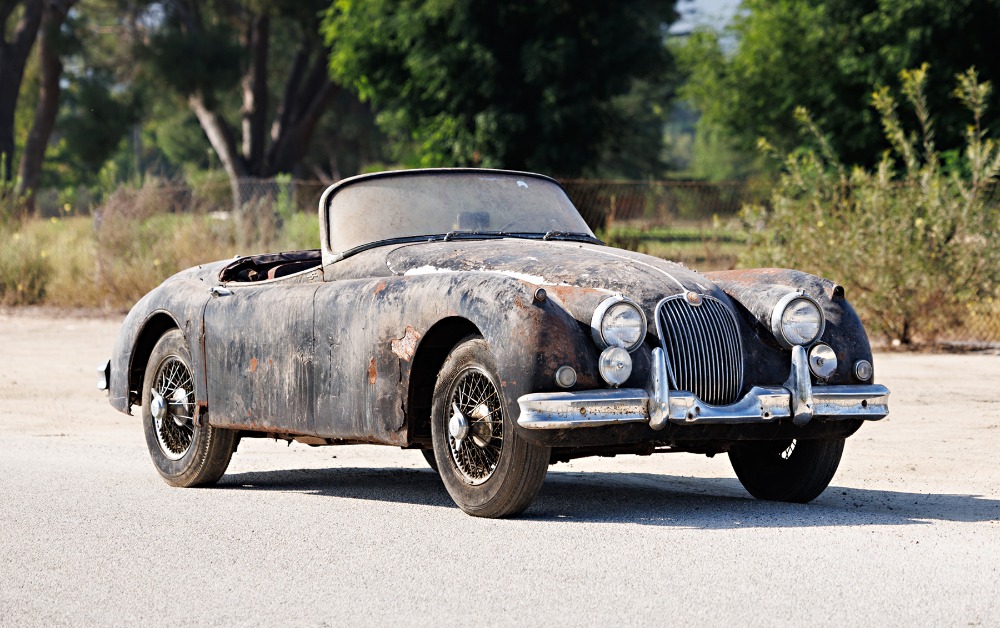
[598,347,632,387]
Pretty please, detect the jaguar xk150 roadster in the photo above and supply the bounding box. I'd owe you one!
[101,169,888,517]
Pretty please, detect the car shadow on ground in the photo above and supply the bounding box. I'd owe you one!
[218,465,1000,528]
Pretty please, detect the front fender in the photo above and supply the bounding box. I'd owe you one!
[707,268,875,385]
[108,278,213,415]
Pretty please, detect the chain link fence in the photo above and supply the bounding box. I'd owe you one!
[560,179,764,230]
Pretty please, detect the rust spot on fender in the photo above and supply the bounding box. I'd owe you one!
[368,357,377,384]
[374,281,387,295]
[250,357,258,373]
[391,326,422,362]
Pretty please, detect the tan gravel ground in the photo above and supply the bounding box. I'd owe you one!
[1,310,998,626]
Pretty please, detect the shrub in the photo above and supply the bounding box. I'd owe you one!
[741,66,1000,344]
[0,230,52,306]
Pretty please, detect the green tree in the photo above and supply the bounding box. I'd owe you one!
[324,0,678,177]
[142,0,344,206]
[1,1,43,185]
[17,0,84,205]
[677,0,1000,170]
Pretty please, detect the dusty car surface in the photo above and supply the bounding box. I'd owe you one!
[101,168,889,518]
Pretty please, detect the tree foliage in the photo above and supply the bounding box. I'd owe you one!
[677,0,1000,170]
[741,66,1000,344]
[324,0,678,177]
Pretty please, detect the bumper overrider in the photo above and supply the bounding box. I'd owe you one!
[517,346,888,432]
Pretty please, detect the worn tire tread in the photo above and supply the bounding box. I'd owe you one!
[142,330,236,488]
[729,437,844,503]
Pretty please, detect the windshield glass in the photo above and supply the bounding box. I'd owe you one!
[327,171,594,253]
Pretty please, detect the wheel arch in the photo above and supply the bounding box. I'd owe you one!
[406,316,481,446]
[128,312,180,406]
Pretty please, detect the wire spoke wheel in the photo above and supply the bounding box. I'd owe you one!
[142,329,236,487]
[448,367,505,485]
[431,337,549,517]
[151,355,195,460]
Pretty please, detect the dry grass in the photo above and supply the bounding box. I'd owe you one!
[1,179,319,310]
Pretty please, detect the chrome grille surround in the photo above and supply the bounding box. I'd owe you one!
[655,294,745,406]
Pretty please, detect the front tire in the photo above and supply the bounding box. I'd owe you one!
[141,329,236,487]
[430,338,549,518]
[729,438,844,503]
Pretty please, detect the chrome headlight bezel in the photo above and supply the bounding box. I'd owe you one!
[591,295,647,352]
[770,292,826,349]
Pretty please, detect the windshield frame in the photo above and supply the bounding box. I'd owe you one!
[318,168,597,263]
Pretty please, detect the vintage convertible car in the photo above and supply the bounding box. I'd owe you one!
[101,168,889,517]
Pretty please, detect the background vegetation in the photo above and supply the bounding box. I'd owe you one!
[2,0,999,343]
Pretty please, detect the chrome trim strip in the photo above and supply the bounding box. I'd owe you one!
[516,389,651,430]
[785,344,814,426]
[516,383,890,430]
[97,359,111,392]
[646,348,670,430]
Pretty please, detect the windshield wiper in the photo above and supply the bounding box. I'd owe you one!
[541,230,598,242]
[432,230,602,244]
[440,231,506,242]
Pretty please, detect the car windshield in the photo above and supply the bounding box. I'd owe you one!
[327,170,595,253]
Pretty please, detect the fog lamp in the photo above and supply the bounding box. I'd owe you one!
[808,343,838,380]
[598,347,632,387]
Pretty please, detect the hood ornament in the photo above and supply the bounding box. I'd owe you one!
[684,291,703,306]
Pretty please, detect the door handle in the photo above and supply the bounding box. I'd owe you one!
[210,286,233,297]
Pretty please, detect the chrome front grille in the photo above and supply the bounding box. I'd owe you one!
[656,295,745,406]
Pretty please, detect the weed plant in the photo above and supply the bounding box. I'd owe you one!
[742,66,1000,344]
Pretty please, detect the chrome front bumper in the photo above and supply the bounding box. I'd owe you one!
[517,347,889,431]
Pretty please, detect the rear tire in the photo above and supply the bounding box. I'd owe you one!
[729,438,844,503]
[430,338,549,518]
[141,329,236,487]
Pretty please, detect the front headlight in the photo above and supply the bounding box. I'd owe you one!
[591,296,647,352]
[771,293,825,348]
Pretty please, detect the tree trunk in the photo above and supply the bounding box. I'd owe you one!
[16,0,76,211]
[240,13,269,173]
[0,0,43,184]
[190,94,250,211]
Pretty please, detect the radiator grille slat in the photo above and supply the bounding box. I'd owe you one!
[656,295,745,406]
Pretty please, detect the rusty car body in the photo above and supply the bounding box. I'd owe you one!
[101,168,889,517]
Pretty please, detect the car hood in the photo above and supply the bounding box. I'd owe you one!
[385,239,728,314]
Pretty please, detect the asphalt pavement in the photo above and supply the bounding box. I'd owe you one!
[1,312,998,626]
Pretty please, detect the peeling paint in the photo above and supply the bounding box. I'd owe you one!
[250,357,258,373]
[403,264,572,287]
[368,357,377,384]
[391,326,422,362]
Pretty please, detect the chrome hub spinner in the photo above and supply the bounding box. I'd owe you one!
[469,403,494,447]
[150,388,167,422]
[170,387,191,426]
[449,402,470,451]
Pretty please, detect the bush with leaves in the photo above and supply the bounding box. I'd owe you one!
[741,65,1000,344]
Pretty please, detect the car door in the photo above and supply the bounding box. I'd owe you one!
[203,281,321,434]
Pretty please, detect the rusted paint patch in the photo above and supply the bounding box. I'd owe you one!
[250,357,258,373]
[391,326,422,362]
[368,357,377,384]
[374,281,387,295]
